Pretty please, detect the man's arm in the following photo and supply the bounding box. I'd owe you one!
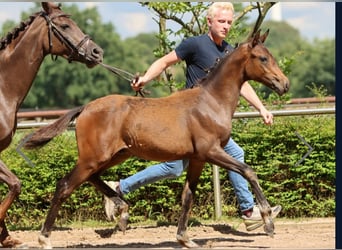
[131,50,181,91]
[240,81,273,125]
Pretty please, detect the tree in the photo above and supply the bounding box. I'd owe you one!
[290,38,335,97]
[259,20,335,97]
[0,20,17,37]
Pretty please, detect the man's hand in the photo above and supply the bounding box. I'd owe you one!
[260,108,273,125]
[131,75,150,97]
[131,75,144,92]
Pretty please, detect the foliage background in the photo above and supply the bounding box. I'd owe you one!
[0,2,335,230]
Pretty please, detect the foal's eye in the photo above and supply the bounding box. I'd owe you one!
[259,56,267,63]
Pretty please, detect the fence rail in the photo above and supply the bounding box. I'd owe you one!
[17,107,335,129]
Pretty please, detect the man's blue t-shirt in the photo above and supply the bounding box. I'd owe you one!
[175,34,234,88]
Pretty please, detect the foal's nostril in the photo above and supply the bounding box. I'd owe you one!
[283,79,290,92]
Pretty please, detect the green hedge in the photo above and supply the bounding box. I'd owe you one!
[1,114,335,229]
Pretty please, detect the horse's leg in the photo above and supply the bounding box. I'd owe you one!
[207,146,274,236]
[0,220,25,248]
[88,174,129,233]
[176,160,204,248]
[39,163,99,249]
[0,161,21,221]
[0,159,24,248]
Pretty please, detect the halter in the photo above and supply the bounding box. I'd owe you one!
[41,11,91,62]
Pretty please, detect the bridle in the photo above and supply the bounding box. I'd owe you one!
[41,11,91,62]
[40,10,146,97]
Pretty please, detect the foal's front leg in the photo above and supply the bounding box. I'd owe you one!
[176,161,204,248]
[207,146,274,236]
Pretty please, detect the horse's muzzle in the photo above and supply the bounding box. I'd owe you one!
[85,43,104,67]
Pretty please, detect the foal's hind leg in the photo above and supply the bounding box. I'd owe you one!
[176,160,204,248]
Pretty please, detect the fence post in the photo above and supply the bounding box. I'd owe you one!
[213,164,222,219]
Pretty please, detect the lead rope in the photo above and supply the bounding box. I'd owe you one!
[99,62,150,97]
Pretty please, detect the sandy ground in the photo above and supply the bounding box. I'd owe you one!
[11,217,335,249]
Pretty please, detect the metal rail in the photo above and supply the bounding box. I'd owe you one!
[17,107,335,129]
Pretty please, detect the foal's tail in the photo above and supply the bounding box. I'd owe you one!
[23,106,85,149]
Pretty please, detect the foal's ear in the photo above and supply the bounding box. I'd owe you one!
[259,29,270,44]
[252,29,261,47]
[251,29,269,47]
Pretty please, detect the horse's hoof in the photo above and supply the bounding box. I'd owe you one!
[176,235,199,248]
[1,236,28,248]
[38,234,52,249]
[263,219,275,237]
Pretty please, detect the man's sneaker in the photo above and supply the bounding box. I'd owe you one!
[242,205,282,231]
[104,181,122,221]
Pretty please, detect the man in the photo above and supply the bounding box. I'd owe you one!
[105,2,281,231]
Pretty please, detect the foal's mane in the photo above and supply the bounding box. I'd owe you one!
[0,11,41,51]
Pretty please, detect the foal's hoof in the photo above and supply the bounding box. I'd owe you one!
[118,211,129,234]
[38,234,52,249]
[106,195,130,234]
[176,235,199,248]
[263,219,275,237]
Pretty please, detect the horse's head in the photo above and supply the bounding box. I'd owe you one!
[41,2,103,67]
[243,30,290,95]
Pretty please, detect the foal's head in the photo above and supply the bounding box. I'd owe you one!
[242,30,290,95]
[39,2,103,67]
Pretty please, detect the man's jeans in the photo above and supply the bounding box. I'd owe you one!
[120,137,254,212]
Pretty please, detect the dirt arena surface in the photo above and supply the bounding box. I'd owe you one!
[12,217,335,249]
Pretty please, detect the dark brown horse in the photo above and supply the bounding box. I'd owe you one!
[24,30,289,249]
[0,2,103,248]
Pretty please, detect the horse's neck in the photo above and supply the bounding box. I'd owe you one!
[0,18,46,107]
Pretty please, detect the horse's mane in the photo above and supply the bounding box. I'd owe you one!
[0,11,41,51]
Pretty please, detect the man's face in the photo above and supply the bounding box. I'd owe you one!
[207,9,234,40]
